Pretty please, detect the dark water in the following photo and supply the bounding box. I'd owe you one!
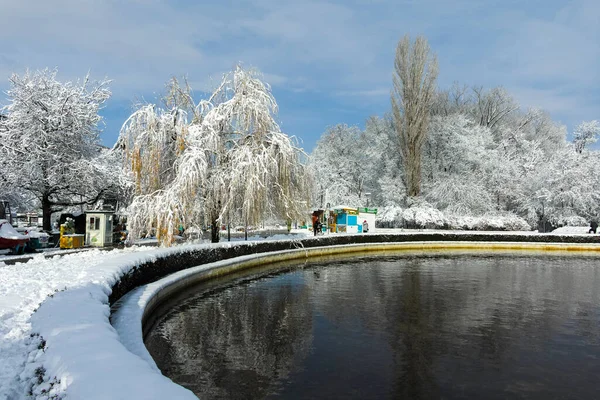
[145,253,600,399]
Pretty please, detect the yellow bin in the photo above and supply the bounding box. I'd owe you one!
[60,234,85,249]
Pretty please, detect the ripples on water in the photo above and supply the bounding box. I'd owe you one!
[145,254,600,399]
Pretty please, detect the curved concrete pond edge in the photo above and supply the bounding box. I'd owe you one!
[111,239,600,398]
[107,231,600,306]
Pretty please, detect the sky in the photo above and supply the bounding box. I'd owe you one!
[0,0,598,152]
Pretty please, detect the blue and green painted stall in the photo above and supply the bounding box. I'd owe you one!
[330,206,377,233]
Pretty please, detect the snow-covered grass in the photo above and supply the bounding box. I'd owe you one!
[1,227,598,399]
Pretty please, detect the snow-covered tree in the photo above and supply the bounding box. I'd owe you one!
[391,35,438,197]
[0,69,115,229]
[573,120,600,153]
[309,124,369,207]
[116,104,188,196]
[119,66,310,244]
[362,116,405,206]
[422,115,497,214]
[430,82,471,117]
[515,146,600,225]
[470,86,519,130]
[517,109,565,150]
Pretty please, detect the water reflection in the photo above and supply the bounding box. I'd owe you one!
[146,272,313,399]
[146,254,600,399]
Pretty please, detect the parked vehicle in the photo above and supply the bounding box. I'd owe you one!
[15,227,50,249]
[0,219,30,254]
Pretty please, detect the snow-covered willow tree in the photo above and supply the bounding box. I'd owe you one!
[0,69,116,230]
[117,105,189,196]
[118,66,310,244]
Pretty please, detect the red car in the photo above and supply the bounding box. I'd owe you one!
[0,219,30,254]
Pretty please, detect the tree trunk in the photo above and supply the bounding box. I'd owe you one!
[404,150,422,197]
[210,217,220,243]
[42,194,52,231]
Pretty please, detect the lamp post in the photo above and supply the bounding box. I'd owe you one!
[326,202,331,234]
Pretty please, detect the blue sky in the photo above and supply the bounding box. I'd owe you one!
[0,0,597,152]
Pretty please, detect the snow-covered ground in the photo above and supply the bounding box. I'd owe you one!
[0,227,596,399]
[0,247,149,399]
[550,225,589,234]
[0,230,311,399]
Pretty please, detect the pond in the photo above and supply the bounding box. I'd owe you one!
[145,253,600,399]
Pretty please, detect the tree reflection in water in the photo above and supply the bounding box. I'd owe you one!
[146,254,600,399]
[146,273,313,399]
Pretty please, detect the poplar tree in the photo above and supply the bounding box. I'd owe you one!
[391,35,438,197]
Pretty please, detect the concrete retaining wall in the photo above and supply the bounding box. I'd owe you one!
[108,232,600,306]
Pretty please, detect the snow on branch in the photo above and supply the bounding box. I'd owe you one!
[117,65,310,245]
[0,68,115,229]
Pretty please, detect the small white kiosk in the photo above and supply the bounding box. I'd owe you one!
[85,210,113,247]
[358,207,378,233]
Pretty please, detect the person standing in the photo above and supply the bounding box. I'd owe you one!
[589,220,598,234]
[312,212,319,236]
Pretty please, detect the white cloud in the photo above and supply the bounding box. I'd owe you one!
[0,0,597,138]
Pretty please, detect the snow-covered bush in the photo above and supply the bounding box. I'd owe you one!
[394,200,448,229]
[447,213,531,231]
[375,206,403,228]
[376,205,531,231]
[402,205,448,229]
[554,215,588,227]
[376,201,449,229]
[445,215,478,230]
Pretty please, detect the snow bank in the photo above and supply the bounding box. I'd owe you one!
[0,246,201,400]
[30,283,196,399]
[23,246,207,400]
[552,226,590,234]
